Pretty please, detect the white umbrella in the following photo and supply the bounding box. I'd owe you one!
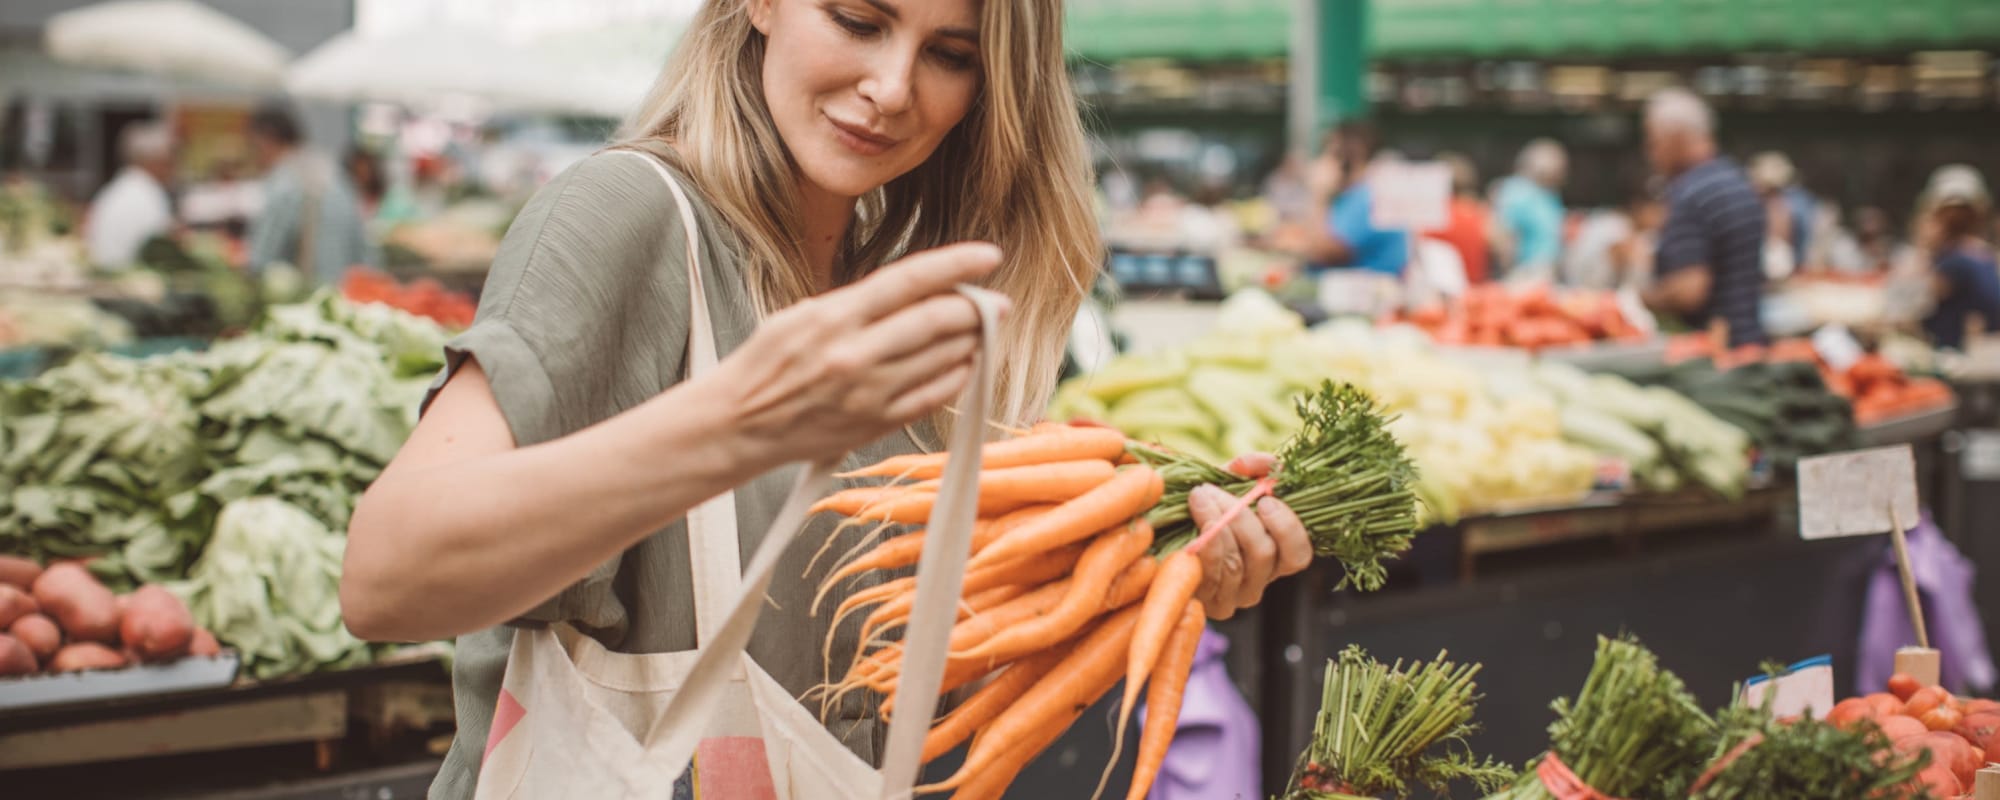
[532,18,687,118]
[287,30,607,116]
[43,0,290,89]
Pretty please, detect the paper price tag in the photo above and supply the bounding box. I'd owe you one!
[1741,656,1835,720]
[1812,324,1865,373]
[1796,446,1920,540]
[1369,161,1452,232]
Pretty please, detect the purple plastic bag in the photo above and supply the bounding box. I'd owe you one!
[1137,627,1262,800]
[1856,510,1996,696]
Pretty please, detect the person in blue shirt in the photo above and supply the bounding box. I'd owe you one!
[1295,122,1409,276]
[1919,165,2000,351]
[1493,138,1568,280]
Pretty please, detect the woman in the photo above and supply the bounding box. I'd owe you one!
[339,1,1312,796]
[1918,165,2000,350]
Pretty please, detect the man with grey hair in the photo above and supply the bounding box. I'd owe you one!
[85,120,176,268]
[1640,88,1768,346]
[1493,137,1567,280]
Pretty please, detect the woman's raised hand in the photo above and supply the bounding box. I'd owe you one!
[708,242,1008,468]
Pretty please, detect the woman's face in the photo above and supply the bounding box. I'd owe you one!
[751,0,983,202]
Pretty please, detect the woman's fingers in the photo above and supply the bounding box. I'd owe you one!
[1228,501,1278,608]
[884,363,974,424]
[1224,452,1276,478]
[870,332,979,405]
[1191,485,1246,620]
[1258,498,1314,578]
[843,242,1003,322]
[843,293,987,366]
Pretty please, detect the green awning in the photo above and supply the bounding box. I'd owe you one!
[1062,0,2000,63]
[1064,0,1291,62]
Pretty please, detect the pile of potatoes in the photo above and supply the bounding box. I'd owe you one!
[0,555,220,677]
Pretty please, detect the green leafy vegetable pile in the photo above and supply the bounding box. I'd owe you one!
[0,291,447,676]
[1687,700,1925,800]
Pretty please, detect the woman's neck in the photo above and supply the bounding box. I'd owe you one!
[797,181,857,293]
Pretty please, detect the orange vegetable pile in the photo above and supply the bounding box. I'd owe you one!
[0,555,221,679]
[808,424,1207,800]
[1666,335,1954,426]
[1389,285,1648,351]
[340,268,478,329]
[1823,672,2000,798]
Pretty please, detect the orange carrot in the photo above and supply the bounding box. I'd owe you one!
[913,458,1116,495]
[1097,549,1204,798]
[970,466,1163,570]
[873,553,1157,716]
[955,521,1154,665]
[837,426,1128,480]
[808,487,937,523]
[916,603,1142,794]
[1125,600,1205,800]
[921,649,1064,762]
[857,539,1088,646]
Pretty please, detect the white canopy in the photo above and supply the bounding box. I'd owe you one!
[43,0,290,89]
[288,30,637,117]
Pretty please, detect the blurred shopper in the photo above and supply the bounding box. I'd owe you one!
[1494,138,1568,280]
[1423,152,1492,283]
[344,146,388,219]
[1749,152,1820,279]
[1296,121,1409,275]
[1917,166,2000,350]
[1640,88,1768,346]
[84,120,176,269]
[243,104,376,285]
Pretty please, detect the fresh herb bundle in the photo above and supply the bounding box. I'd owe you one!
[1487,635,1717,800]
[1284,646,1513,799]
[1136,381,1421,591]
[1687,701,1925,800]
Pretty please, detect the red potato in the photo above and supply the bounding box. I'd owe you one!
[8,613,60,660]
[48,642,127,673]
[119,586,194,662]
[1827,696,1876,728]
[1866,692,1908,719]
[188,628,220,658]
[1915,731,1983,788]
[1911,763,1962,799]
[0,584,38,629]
[0,634,35,676]
[1955,711,2000,762]
[31,563,119,643]
[0,556,41,591]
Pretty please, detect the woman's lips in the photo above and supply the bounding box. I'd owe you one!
[828,114,897,156]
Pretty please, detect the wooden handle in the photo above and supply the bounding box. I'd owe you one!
[1888,507,1930,649]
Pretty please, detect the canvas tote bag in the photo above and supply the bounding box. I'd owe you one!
[473,150,1001,800]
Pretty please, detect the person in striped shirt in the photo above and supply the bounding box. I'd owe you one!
[1639,88,1769,347]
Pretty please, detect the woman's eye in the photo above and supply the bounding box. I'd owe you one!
[831,12,879,37]
[932,48,976,71]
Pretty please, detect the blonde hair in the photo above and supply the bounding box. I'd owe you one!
[620,0,1100,430]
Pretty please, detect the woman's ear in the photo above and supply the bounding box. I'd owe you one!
[747,0,775,35]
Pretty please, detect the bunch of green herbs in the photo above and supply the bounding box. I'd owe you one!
[1135,381,1421,591]
[1486,635,1716,800]
[1284,645,1513,799]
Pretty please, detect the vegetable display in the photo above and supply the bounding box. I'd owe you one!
[0,291,447,677]
[0,554,221,679]
[341,268,478,329]
[1388,285,1648,351]
[1282,646,1512,799]
[1050,294,1598,521]
[1485,636,1716,800]
[810,383,1422,799]
[1824,672,2000,798]
[1690,700,1925,800]
[1603,357,1858,472]
[1664,335,1955,427]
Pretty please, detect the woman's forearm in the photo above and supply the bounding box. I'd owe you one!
[341,377,778,642]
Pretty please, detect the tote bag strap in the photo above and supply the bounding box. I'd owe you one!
[616,146,1002,800]
[617,148,740,643]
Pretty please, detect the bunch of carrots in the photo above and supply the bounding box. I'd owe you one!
[803,382,1422,799]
